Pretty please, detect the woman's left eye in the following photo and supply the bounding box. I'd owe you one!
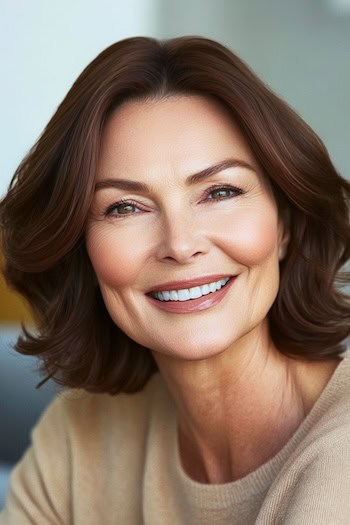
[204,185,244,201]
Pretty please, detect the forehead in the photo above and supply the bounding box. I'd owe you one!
[97,95,266,187]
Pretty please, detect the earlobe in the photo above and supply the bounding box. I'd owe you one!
[277,205,291,261]
[278,243,287,261]
[278,229,290,261]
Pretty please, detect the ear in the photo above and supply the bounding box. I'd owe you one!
[277,219,290,261]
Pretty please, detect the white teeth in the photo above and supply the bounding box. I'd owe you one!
[209,282,217,293]
[200,284,211,296]
[152,277,231,302]
[189,286,203,299]
[178,289,190,301]
[169,291,178,301]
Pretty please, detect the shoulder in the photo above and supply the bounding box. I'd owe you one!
[293,352,350,457]
[257,355,350,523]
[36,371,166,441]
[0,373,169,522]
[313,351,350,433]
[21,371,168,479]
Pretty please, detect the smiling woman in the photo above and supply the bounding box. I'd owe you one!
[0,36,350,524]
[85,95,288,355]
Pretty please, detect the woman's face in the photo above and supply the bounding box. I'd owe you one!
[86,95,289,360]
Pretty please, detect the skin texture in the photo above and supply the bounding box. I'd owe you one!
[86,95,340,484]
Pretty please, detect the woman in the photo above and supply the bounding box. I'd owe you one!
[0,36,349,524]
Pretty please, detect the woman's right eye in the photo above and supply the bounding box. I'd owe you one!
[104,199,143,218]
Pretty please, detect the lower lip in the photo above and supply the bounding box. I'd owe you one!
[145,277,237,314]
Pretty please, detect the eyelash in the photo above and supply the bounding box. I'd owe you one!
[103,184,245,219]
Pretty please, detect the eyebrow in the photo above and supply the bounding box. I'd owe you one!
[94,158,256,193]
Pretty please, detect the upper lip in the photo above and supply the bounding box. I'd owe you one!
[146,274,235,294]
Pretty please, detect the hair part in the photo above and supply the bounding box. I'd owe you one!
[1,36,349,394]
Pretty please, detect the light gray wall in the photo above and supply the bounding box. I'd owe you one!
[0,0,157,198]
[155,0,350,180]
[2,0,349,200]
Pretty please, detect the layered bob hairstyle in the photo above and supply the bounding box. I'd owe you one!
[1,36,350,394]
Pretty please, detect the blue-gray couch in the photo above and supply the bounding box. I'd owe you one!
[0,325,57,508]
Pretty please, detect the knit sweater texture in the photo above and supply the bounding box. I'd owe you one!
[1,351,350,524]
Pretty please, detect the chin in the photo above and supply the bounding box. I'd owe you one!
[152,334,234,362]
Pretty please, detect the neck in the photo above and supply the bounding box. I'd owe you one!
[152,326,340,484]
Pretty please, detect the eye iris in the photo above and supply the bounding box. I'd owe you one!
[211,189,232,199]
[117,203,135,214]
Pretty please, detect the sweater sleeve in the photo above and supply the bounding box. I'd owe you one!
[0,393,71,524]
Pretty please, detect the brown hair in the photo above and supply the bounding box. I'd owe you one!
[1,36,349,394]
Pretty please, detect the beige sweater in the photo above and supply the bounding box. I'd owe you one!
[1,351,350,524]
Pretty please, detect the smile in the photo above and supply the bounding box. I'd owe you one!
[150,277,231,302]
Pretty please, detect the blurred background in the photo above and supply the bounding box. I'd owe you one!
[1,0,349,508]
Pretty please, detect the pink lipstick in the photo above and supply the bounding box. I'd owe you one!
[146,274,234,294]
[145,276,236,314]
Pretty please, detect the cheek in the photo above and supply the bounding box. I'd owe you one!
[215,206,279,265]
[85,226,148,288]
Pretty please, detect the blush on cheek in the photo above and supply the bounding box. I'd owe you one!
[86,229,146,288]
[218,210,278,266]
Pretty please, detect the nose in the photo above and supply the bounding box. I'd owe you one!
[155,209,210,264]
